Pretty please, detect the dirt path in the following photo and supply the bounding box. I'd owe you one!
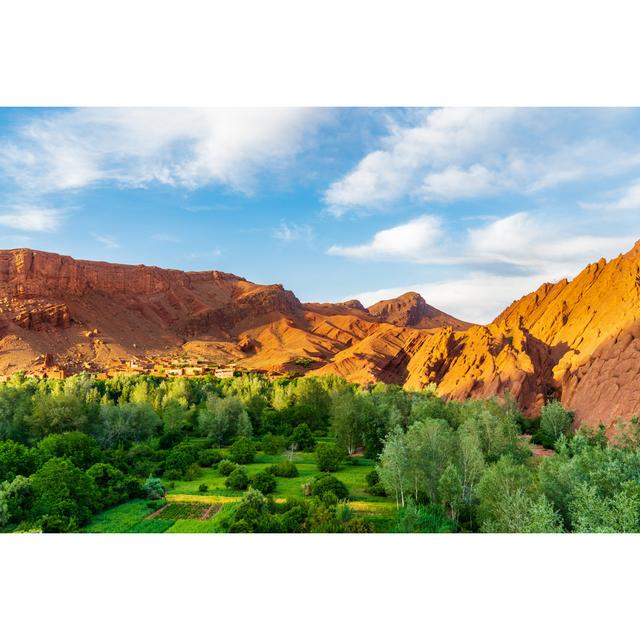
[145,503,169,520]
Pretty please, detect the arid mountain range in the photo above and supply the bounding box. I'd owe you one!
[0,244,639,427]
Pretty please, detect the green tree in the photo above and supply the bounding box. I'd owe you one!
[0,475,34,527]
[198,396,251,446]
[457,421,485,503]
[27,391,89,438]
[540,400,574,444]
[37,432,101,469]
[0,441,37,483]
[405,418,455,502]
[98,402,162,448]
[315,442,343,472]
[378,427,410,508]
[142,476,165,500]
[330,389,365,455]
[475,456,554,532]
[251,470,277,494]
[86,463,134,509]
[287,423,316,452]
[229,437,256,464]
[0,385,32,443]
[438,463,463,522]
[569,482,640,533]
[225,467,250,490]
[30,458,99,531]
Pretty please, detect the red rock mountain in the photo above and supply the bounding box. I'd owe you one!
[367,291,471,330]
[1,243,640,427]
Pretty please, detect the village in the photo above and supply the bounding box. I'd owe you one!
[0,353,241,382]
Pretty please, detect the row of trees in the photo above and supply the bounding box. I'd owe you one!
[375,397,640,533]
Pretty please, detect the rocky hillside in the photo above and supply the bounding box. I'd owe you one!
[1,243,640,427]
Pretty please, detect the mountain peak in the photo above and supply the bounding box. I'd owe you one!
[367,291,470,330]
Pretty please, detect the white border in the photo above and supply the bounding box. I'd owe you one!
[2,1,640,636]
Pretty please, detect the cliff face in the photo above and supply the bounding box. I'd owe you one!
[2,243,640,427]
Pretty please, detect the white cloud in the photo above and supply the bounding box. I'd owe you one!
[327,215,442,261]
[583,179,640,212]
[420,164,496,200]
[613,180,640,209]
[272,222,313,242]
[351,273,547,325]
[91,233,121,249]
[325,108,516,211]
[0,108,326,194]
[335,211,634,323]
[0,205,64,231]
[325,108,640,211]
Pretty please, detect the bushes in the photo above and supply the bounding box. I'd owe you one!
[225,467,250,490]
[539,401,574,446]
[198,448,223,467]
[198,483,209,493]
[228,437,256,464]
[218,459,238,477]
[142,476,166,500]
[261,433,286,455]
[251,470,277,494]
[365,469,386,496]
[287,423,316,452]
[86,462,135,509]
[393,503,457,533]
[268,460,299,478]
[312,474,349,500]
[315,442,343,472]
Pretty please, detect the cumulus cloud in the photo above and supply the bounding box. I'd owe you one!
[325,108,514,212]
[0,205,64,231]
[0,108,327,194]
[327,215,442,261]
[420,164,496,200]
[325,108,640,212]
[334,211,634,323]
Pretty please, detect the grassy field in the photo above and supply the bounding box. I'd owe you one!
[81,443,396,533]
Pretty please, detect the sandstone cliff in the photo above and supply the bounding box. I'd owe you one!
[1,243,640,427]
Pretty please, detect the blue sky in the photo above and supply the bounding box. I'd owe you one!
[0,107,639,323]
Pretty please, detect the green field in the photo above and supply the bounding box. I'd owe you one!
[81,446,395,533]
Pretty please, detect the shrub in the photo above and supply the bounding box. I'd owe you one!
[218,459,238,477]
[225,467,249,490]
[287,423,316,452]
[365,469,380,487]
[344,517,374,533]
[315,443,343,472]
[540,401,574,445]
[368,483,387,497]
[312,474,349,500]
[183,463,201,481]
[229,437,256,464]
[142,476,166,500]
[164,468,182,481]
[261,433,287,455]
[198,449,223,467]
[198,483,209,493]
[158,430,184,450]
[268,460,299,478]
[251,470,277,494]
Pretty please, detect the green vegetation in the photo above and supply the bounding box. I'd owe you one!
[0,371,638,533]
